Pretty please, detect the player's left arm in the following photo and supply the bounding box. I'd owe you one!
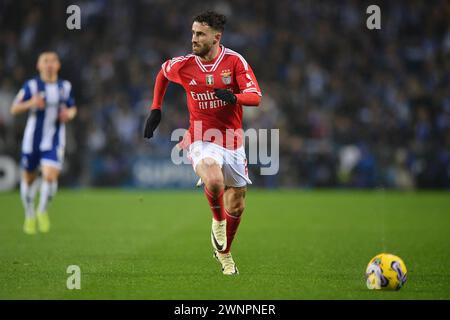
[234,61,262,106]
[214,57,262,106]
[59,81,77,123]
[59,106,77,123]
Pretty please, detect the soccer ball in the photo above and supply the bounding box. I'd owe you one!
[365,253,407,290]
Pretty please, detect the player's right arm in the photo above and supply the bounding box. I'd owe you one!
[143,69,169,139]
[144,56,186,139]
[10,82,45,115]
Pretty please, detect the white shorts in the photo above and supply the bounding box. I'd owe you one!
[187,141,252,188]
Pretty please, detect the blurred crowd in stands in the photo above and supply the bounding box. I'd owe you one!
[1,0,449,189]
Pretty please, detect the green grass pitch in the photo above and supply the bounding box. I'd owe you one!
[0,189,449,299]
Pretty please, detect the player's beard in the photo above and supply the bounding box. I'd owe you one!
[192,42,213,58]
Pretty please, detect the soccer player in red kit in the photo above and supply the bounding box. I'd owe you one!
[144,11,262,275]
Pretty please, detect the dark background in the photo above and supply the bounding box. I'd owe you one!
[0,0,449,189]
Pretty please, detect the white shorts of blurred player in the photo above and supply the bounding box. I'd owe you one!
[187,141,252,188]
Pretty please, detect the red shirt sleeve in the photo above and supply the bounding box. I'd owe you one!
[161,56,186,84]
[151,55,190,110]
[235,92,261,106]
[234,56,262,97]
[150,69,169,110]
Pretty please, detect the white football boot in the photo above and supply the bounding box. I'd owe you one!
[211,218,227,252]
[214,250,239,275]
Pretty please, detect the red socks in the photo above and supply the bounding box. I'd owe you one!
[223,209,242,253]
[204,187,225,221]
[204,186,243,253]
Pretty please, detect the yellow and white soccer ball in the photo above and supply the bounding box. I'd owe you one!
[366,253,407,290]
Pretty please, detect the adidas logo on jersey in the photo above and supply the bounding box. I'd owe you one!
[189,79,197,86]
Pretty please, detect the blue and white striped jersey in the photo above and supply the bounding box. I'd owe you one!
[14,77,75,153]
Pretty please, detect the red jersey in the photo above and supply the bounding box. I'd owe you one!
[161,45,262,149]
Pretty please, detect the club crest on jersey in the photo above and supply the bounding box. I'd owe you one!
[221,70,232,85]
[205,74,214,86]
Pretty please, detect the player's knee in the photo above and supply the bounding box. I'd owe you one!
[22,172,36,185]
[199,161,224,194]
[227,194,245,216]
[228,202,245,217]
[226,188,246,216]
[205,176,224,194]
[42,176,54,184]
[42,172,58,183]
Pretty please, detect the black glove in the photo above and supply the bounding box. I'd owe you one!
[144,109,162,139]
[214,88,237,104]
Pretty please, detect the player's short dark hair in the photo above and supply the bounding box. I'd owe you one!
[193,11,227,32]
[37,51,60,61]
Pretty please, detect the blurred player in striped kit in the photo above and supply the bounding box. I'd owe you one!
[10,52,77,234]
